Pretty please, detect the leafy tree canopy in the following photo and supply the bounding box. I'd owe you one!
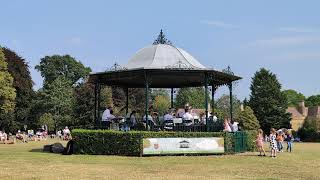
[73,83,96,128]
[0,48,16,113]
[239,106,260,130]
[38,113,55,132]
[175,87,207,109]
[2,47,34,127]
[249,68,291,133]
[153,95,170,116]
[215,94,241,119]
[282,89,305,107]
[305,95,320,107]
[43,76,74,129]
[35,55,91,85]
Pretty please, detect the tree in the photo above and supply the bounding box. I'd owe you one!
[73,83,96,128]
[43,77,74,130]
[249,68,291,133]
[282,89,305,107]
[175,87,207,109]
[38,113,55,132]
[153,95,170,116]
[0,48,16,131]
[238,106,260,130]
[305,95,320,107]
[35,55,91,85]
[151,89,169,100]
[0,48,16,113]
[100,86,113,110]
[2,47,34,128]
[215,94,241,119]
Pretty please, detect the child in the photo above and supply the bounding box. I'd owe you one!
[286,131,293,153]
[256,129,266,156]
[269,128,277,158]
[276,131,284,152]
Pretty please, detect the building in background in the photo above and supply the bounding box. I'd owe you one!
[287,101,320,131]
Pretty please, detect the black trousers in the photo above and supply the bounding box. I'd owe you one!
[101,121,111,129]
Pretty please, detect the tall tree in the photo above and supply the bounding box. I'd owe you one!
[238,106,260,130]
[0,48,16,131]
[305,95,320,107]
[175,87,207,109]
[249,68,291,133]
[43,77,74,130]
[35,55,91,85]
[2,47,34,128]
[73,83,96,128]
[215,94,241,119]
[282,89,305,107]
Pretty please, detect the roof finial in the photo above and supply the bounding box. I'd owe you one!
[153,29,173,45]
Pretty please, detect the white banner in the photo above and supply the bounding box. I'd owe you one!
[143,137,224,155]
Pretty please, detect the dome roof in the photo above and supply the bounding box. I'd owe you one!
[125,44,206,70]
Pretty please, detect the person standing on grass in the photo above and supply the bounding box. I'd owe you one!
[286,131,293,153]
[276,131,284,152]
[269,128,277,158]
[256,129,266,156]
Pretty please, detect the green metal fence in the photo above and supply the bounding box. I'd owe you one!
[233,131,247,153]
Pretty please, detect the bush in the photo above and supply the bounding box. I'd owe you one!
[72,129,255,156]
[297,117,320,142]
[245,130,258,152]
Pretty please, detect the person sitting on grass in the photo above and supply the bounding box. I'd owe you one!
[16,130,27,143]
[256,129,266,156]
[269,128,277,158]
[0,131,8,144]
[63,126,71,141]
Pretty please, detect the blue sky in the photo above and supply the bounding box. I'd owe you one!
[1,0,319,100]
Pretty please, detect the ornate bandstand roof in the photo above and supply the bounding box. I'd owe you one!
[88,30,241,88]
[126,44,206,70]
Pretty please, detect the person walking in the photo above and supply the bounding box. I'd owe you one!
[269,128,277,158]
[286,131,293,153]
[256,129,266,156]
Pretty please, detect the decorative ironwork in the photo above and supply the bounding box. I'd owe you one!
[222,66,234,76]
[153,29,173,46]
[106,62,127,72]
[165,60,198,70]
[223,66,238,88]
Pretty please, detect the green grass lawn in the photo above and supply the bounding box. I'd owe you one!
[0,140,319,180]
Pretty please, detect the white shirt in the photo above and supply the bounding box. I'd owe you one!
[163,114,173,121]
[212,115,218,122]
[130,115,136,125]
[63,128,70,135]
[143,115,153,122]
[182,112,193,120]
[232,122,239,132]
[102,109,111,122]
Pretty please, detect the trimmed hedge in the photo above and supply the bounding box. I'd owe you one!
[72,129,256,156]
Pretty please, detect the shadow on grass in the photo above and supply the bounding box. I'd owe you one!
[29,148,50,153]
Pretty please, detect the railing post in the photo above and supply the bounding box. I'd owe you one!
[204,73,209,131]
[171,88,174,109]
[97,84,101,128]
[144,71,149,131]
[228,82,233,122]
[126,88,129,116]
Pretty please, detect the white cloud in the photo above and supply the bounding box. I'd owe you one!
[279,27,316,33]
[249,36,320,47]
[65,37,82,45]
[201,20,240,29]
